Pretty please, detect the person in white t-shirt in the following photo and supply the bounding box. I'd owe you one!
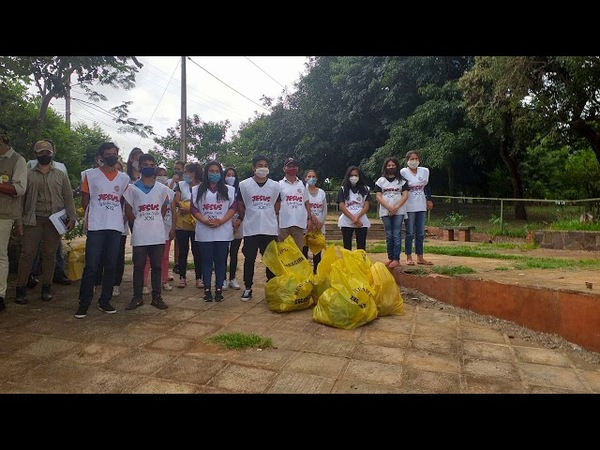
[237,154,281,301]
[123,154,173,311]
[374,157,409,269]
[190,160,236,302]
[278,157,312,251]
[302,168,327,274]
[75,142,130,319]
[337,165,371,251]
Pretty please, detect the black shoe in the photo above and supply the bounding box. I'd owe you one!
[173,264,180,275]
[241,289,252,301]
[125,297,143,310]
[0,297,5,311]
[75,304,88,319]
[151,296,168,309]
[15,286,27,305]
[98,302,117,314]
[53,276,72,285]
[203,289,213,302]
[215,289,223,302]
[27,274,39,289]
[41,284,53,301]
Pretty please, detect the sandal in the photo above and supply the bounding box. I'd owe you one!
[406,260,415,266]
[417,260,433,265]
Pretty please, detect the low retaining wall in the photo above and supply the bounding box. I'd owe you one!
[530,230,600,251]
[394,271,600,353]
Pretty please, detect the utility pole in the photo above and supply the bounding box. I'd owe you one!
[65,71,71,129]
[180,56,187,162]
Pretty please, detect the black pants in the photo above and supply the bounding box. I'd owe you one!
[242,234,277,289]
[341,226,368,251]
[228,238,242,279]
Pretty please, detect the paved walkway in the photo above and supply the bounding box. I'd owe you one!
[1,247,599,394]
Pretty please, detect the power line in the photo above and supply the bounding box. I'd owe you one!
[244,57,286,89]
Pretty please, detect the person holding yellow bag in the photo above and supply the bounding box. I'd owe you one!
[172,162,203,288]
[302,168,327,274]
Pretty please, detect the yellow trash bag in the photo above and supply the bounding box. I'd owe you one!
[369,262,405,316]
[263,236,315,312]
[304,230,326,255]
[313,264,378,329]
[313,244,341,300]
[67,242,86,281]
[177,200,197,227]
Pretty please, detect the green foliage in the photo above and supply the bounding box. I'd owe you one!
[549,219,600,231]
[441,211,466,226]
[205,332,274,350]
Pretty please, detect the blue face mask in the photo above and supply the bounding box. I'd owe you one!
[208,173,221,184]
[141,167,156,178]
[306,178,317,185]
[183,175,192,184]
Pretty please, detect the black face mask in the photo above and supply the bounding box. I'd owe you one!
[103,155,118,167]
[141,167,156,178]
[386,168,397,175]
[37,155,52,166]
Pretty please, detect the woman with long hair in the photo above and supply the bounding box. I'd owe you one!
[336,165,371,251]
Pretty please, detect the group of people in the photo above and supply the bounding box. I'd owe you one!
[0,127,433,316]
[337,150,434,268]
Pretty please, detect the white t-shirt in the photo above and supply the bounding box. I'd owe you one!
[123,182,173,246]
[278,177,308,229]
[192,184,236,242]
[375,176,407,217]
[28,159,68,175]
[83,168,130,232]
[337,186,371,228]
[307,188,327,233]
[239,177,281,237]
[400,167,430,213]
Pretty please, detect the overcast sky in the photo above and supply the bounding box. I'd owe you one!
[53,56,309,160]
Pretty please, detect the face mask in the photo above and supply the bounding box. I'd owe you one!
[255,167,269,178]
[176,170,184,177]
[407,160,420,169]
[285,167,299,177]
[103,155,118,167]
[183,175,192,184]
[225,176,236,186]
[386,167,397,175]
[156,175,168,185]
[208,173,221,184]
[36,155,52,166]
[132,161,139,171]
[141,167,156,178]
[306,178,317,185]
[349,176,359,186]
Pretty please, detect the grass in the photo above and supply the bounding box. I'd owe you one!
[411,265,477,276]
[204,332,274,350]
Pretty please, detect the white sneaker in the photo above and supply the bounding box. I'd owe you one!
[162,282,173,291]
[222,280,228,290]
[229,278,241,290]
[142,286,150,295]
[196,279,204,289]
[112,286,120,297]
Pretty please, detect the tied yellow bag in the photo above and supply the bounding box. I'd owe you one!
[313,264,378,329]
[369,262,404,316]
[178,200,197,227]
[304,230,326,255]
[263,236,315,312]
[67,242,86,281]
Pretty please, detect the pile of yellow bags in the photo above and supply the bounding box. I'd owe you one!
[263,236,404,329]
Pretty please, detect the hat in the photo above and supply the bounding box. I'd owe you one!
[284,157,299,167]
[34,140,54,153]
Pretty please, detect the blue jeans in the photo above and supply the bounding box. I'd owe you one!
[197,241,229,291]
[405,211,427,256]
[381,214,404,261]
[78,230,122,307]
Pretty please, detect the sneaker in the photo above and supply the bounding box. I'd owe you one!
[98,303,117,314]
[112,285,120,297]
[41,284,53,301]
[168,275,174,281]
[125,297,143,310]
[162,282,173,291]
[222,280,228,291]
[177,277,187,288]
[196,279,204,289]
[27,274,39,289]
[173,264,179,275]
[151,297,168,310]
[203,289,213,302]
[215,289,224,302]
[142,286,150,295]
[241,289,252,301]
[75,304,88,319]
[15,286,27,305]
[229,278,241,290]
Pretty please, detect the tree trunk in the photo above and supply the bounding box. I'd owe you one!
[499,114,527,220]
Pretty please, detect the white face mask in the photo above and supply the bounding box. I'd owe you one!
[132,161,139,171]
[349,176,359,186]
[225,176,236,186]
[407,160,420,169]
[255,167,269,178]
[156,175,168,185]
